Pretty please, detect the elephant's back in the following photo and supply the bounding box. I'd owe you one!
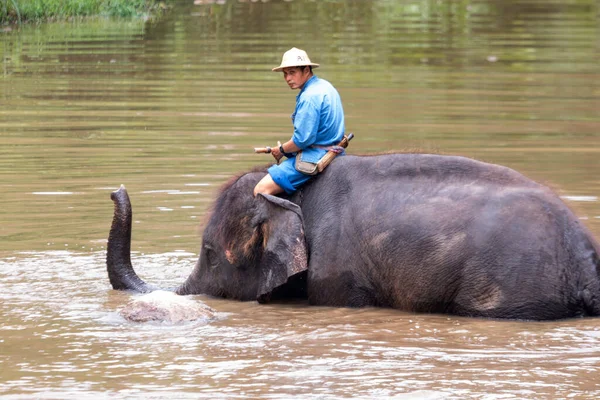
[328,153,539,189]
[322,153,567,224]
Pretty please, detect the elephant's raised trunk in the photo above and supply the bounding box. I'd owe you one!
[107,185,155,293]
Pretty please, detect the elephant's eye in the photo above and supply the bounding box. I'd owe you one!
[204,246,219,269]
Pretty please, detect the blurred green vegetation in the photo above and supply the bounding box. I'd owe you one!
[0,0,169,23]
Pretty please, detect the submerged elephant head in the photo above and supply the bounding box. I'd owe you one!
[107,172,308,302]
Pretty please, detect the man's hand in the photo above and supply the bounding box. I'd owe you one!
[271,141,284,163]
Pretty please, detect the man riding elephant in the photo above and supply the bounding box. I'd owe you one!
[105,49,600,322]
[253,47,346,197]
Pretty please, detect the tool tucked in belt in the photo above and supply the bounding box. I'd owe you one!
[295,133,354,175]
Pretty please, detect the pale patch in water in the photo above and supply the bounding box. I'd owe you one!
[561,195,598,202]
[32,192,76,195]
[142,190,200,195]
[163,250,196,257]
[119,291,217,324]
[207,131,247,136]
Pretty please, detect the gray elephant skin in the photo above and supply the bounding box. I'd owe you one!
[107,153,600,320]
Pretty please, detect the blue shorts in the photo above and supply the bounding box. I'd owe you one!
[268,157,313,194]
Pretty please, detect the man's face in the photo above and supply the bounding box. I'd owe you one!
[281,66,311,90]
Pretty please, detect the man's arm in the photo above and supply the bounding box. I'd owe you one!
[271,139,301,161]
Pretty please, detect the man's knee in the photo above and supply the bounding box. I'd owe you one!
[253,174,284,197]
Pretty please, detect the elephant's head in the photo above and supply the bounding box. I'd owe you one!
[107,173,308,301]
[175,173,308,301]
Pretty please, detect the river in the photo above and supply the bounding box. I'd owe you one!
[1,0,599,398]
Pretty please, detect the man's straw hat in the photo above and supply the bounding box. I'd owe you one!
[272,47,320,72]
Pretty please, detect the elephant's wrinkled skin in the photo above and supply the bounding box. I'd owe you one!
[107,154,600,320]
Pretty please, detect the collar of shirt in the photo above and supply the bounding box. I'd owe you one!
[296,75,318,101]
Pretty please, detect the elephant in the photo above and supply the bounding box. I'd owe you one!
[107,153,600,320]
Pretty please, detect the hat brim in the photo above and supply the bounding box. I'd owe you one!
[272,63,320,72]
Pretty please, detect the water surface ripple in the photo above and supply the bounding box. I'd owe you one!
[1,252,600,399]
[1,0,599,398]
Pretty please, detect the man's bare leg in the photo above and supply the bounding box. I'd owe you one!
[254,174,284,197]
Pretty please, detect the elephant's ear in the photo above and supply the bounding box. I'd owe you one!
[254,193,308,302]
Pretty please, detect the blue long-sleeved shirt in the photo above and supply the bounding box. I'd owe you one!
[291,75,345,164]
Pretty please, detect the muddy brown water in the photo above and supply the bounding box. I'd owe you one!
[1,0,600,398]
